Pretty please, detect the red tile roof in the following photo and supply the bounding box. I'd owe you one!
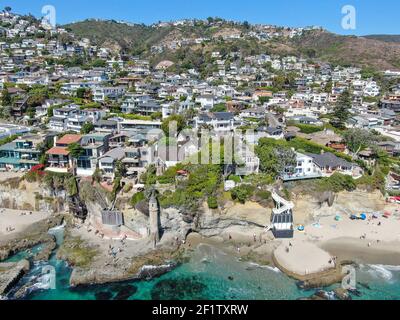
[56,134,82,146]
[46,147,70,156]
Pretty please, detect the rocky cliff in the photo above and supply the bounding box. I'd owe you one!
[0,180,68,213]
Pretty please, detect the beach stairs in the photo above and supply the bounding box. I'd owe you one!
[270,191,295,239]
[271,191,294,215]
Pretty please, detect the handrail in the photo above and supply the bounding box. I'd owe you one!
[271,190,294,214]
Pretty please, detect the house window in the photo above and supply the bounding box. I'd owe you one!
[77,159,91,169]
[84,149,93,157]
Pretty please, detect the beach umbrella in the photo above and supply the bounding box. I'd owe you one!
[360,213,367,221]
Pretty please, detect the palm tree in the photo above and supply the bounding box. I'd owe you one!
[67,143,84,175]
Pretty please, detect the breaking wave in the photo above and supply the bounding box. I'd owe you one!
[367,265,398,282]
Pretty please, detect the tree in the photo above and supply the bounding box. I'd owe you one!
[256,145,297,178]
[231,185,255,204]
[324,80,333,94]
[343,129,375,157]
[1,89,11,106]
[4,6,11,13]
[161,114,185,137]
[92,168,103,184]
[112,62,120,73]
[80,122,94,134]
[331,90,352,129]
[67,143,84,175]
[210,103,227,112]
[115,160,126,178]
[76,88,91,100]
[91,59,107,68]
[67,143,85,158]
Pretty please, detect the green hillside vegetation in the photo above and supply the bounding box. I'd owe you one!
[64,20,400,70]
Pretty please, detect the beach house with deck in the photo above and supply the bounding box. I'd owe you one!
[0,138,41,171]
[46,134,82,173]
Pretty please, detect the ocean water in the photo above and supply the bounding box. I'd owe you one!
[4,227,400,300]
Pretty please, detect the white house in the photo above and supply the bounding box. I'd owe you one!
[282,152,322,181]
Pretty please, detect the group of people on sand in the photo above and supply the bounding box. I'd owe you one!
[108,244,123,258]
[5,226,15,233]
[19,211,33,216]
[360,233,382,248]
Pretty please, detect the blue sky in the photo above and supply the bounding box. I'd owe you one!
[3,0,400,35]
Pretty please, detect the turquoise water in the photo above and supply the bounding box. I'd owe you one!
[3,244,44,263]
[4,228,400,300]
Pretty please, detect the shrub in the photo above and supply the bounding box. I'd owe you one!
[318,173,356,193]
[356,166,386,192]
[207,196,218,209]
[255,190,272,201]
[231,185,255,204]
[130,191,145,207]
[227,175,241,183]
[25,171,40,183]
[288,122,324,134]
[123,183,133,193]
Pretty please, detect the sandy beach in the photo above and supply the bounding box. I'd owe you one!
[321,237,400,265]
[0,208,51,239]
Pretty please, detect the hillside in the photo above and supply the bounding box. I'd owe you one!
[292,30,400,70]
[364,35,400,43]
[64,20,400,71]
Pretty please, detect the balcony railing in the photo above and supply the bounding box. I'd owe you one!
[281,172,323,182]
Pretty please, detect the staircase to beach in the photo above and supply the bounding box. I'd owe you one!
[271,190,294,215]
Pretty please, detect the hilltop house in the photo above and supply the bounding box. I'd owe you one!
[93,86,127,103]
[48,105,79,132]
[66,109,104,133]
[195,95,215,110]
[194,112,241,134]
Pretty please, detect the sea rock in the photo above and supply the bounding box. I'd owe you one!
[113,285,137,300]
[95,291,113,300]
[33,235,57,262]
[334,288,352,300]
[0,260,30,296]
